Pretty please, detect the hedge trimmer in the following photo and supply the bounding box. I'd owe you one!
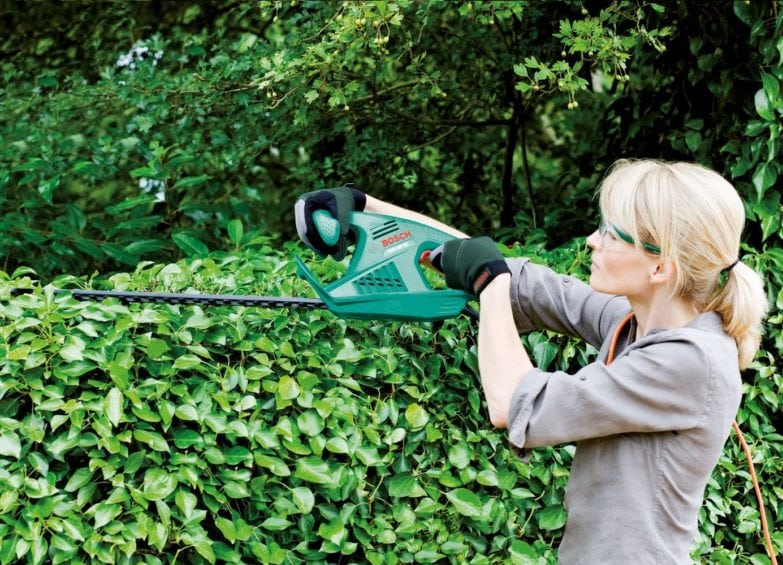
[11,211,477,322]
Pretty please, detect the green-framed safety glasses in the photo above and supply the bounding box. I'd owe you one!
[599,218,661,254]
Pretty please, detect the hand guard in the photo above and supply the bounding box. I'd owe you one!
[294,186,366,260]
[429,237,510,296]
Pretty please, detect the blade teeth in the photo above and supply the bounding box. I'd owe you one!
[25,288,327,310]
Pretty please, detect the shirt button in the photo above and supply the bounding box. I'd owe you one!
[579,375,587,381]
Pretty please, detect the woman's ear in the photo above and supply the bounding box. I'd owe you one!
[649,258,676,285]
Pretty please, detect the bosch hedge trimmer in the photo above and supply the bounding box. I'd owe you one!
[12,211,477,322]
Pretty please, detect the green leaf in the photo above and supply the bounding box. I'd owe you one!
[294,457,332,484]
[105,387,123,427]
[291,486,315,513]
[173,175,211,190]
[752,163,777,200]
[134,429,171,452]
[224,446,252,465]
[65,468,93,492]
[223,481,250,498]
[325,437,349,454]
[445,488,484,517]
[59,336,85,362]
[184,535,216,563]
[173,429,203,449]
[0,432,21,459]
[277,376,300,400]
[215,516,237,542]
[142,468,178,500]
[754,89,774,120]
[685,130,702,152]
[404,403,429,429]
[175,489,198,519]
[297,410,325,436]
[510,539,539,561]
[174,404,199,421]
[318,518,346,545]
[228,219,244,246]
[255,454,291,476]
[447,442,472,470]
[14,158,46,172]
[38,177,60,202]
[93,502,122,528]
[388,472,426,497]
[762,72,780,103]
[413,550,445,563]
[261,517,294,531]
[173,354,202,369]
[538,504,567,530]
[172,232,209,257]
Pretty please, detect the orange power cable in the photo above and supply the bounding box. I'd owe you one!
[606,314,777,562]
[732,420,778,564]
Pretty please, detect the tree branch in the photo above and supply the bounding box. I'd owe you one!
[519,111,537,229]
[501,107,518,228]
[380,106,511,128]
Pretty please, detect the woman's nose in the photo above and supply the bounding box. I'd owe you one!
[586,230,601,250]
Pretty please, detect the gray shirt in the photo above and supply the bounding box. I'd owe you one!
[505,259,741,564]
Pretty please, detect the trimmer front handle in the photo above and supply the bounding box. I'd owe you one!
[296,211,472,321]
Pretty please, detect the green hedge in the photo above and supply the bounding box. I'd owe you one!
[1,235,780,563]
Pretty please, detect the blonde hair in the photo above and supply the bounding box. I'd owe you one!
[598,159,768,368]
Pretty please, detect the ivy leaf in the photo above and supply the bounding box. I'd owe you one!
[752,163,777,201]
[65,468,93,492]
[538,504,568,530]
[445,488,484,517]
[277,376,300,400]
[93,503,122,528]
[142,468,178,501]
[0,432,21,459]
[404,403,429,429]
[754,89,774,121]
[261,517,293,531]
[38,176,60,203]
[388,472,426,497]
[215,516,237,542]
[447,442,472,470]
[294,457,332,484]
[291,486,315,513]
[105,387,123,427]
[317,519,346,545]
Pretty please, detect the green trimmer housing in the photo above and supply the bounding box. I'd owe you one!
[295,211,472,321]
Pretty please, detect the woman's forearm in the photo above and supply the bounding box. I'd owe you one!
[478,274,534,428]
[364,195,469,239]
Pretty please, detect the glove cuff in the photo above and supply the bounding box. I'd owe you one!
[473,259,511,295]
[350,188,367,211]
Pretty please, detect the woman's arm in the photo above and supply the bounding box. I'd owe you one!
[478,274,535,428]
[364,195,469,239]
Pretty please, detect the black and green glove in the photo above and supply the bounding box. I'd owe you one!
[429,237,510,296]
[294,186,366,260]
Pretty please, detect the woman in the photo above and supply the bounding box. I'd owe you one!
[294,159,768,563]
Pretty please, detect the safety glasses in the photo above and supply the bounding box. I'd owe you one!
[598,218,661,254]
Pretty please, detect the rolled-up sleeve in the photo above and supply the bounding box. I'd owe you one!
[508,336,713,449]
[507,258,630,349]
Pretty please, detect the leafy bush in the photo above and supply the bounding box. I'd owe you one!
[1,232,779,563]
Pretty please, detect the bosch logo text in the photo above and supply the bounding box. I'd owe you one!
[381,231,412,247]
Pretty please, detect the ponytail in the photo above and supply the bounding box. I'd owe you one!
[706,261,768,369]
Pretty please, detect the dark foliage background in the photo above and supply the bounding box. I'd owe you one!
[0,1,780,563]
